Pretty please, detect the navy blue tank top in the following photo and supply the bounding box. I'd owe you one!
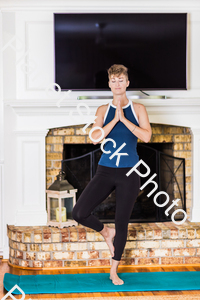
[98,99,140,168]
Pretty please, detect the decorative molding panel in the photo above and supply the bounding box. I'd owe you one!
[14,132,47,226]
[0,163,4,253]
[25,21,53,91]
[22,141,41,206]
[15,210,47,226]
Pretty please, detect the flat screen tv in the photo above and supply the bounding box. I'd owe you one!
[54,13,187,91]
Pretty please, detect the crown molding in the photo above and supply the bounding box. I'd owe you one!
[0,0,200,11]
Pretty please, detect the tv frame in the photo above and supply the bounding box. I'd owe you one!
[53,12,188,92]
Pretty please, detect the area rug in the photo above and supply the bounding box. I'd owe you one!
[3,271,200,294]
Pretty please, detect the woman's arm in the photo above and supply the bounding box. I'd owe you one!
[121,103,152,143]
[90,105,119,145]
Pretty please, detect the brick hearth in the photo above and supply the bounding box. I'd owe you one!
[7,220,200,268]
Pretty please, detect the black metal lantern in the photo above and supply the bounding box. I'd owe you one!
[46,171,78,228]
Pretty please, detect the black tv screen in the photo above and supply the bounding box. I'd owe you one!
[54,13,187,91]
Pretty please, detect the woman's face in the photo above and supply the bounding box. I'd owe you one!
[108,74,130,94]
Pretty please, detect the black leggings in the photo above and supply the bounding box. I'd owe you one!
[72,164,141,261]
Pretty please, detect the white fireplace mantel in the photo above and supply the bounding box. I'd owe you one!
[5,97,200,127]
[1,97,200,260]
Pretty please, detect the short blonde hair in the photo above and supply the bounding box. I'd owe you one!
[107,64,129,81]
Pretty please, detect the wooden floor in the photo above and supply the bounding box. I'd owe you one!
[1,260,200,299]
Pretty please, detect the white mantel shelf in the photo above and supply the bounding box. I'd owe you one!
[5,98,200,116]
[5,98,200,131]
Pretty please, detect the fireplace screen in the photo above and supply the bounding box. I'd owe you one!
[62,144,186,223]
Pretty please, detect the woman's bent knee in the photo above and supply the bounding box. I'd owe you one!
[71,207,79,222]
[72,206,85,223]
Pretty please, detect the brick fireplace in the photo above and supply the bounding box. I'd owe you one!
[46,123,191,218]
[5,102,200,269]
[2,97,200,263]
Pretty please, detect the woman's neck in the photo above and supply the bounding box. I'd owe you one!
[112,94,129,107]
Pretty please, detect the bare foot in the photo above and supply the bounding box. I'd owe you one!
[100,226,115,257]
[104,227,115,257]
[110,258,124,285]
[110,273,124,285]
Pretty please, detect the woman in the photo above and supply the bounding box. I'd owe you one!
[72,64,152,285]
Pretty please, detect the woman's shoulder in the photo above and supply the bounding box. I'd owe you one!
[132,102,146,121]
[96,103,109,117]
[132,102,147,115]
[132,101,145,110]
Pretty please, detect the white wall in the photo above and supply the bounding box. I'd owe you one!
[0,0,200,258]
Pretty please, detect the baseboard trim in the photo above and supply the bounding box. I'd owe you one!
[5,260,200,271]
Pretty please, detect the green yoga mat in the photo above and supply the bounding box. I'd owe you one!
[3,271,200,294]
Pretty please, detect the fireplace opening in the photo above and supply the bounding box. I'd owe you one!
[62,142,186,223]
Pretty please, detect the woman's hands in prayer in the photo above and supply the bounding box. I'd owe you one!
[114,99,125,123]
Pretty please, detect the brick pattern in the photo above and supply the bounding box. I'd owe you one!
[7,220,200,268]
[46,123,192,215]
[46,126,92,186]
[150,125,192,217]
